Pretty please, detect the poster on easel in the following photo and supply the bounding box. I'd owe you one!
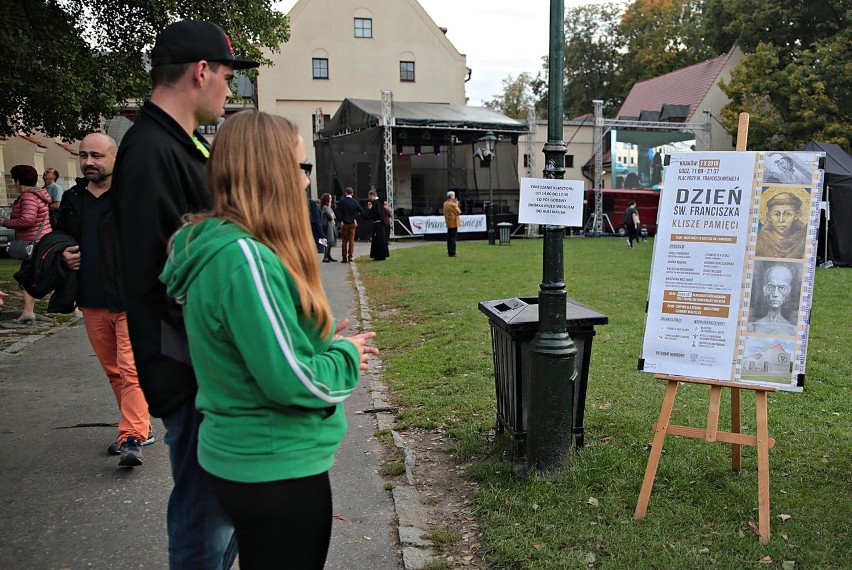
[640,151,824,391]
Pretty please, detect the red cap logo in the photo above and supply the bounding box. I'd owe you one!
[224,34,235,55]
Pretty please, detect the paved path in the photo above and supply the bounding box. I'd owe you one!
[0,239,426,569]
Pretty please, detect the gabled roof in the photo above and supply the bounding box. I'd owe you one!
[617,48,739,122]
[55,142,78,155]
[18,135,48,148]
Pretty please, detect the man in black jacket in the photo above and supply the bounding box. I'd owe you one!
[335,186,364,262]
[57,133,152,467]
[111,20,258,570]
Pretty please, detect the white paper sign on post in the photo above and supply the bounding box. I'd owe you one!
[518,178,585,227]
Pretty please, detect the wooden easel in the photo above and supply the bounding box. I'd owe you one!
[634,113,778,544]
[634,375,777,544]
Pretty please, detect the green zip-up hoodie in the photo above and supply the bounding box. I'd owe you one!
[160,218,361,482]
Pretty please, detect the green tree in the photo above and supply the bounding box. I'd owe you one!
[619,0,726,89]
[561,2,625,118]
[720,31,852,149]
[1,0,289,140]
[717,0,851,149]
[483,72,540,119]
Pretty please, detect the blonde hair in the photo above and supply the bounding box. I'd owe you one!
[194,110,332,336]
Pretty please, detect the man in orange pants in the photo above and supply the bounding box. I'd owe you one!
[56,133,152,467]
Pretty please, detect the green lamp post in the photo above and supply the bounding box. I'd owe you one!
[482,131,498,245]
[526,0,578,473]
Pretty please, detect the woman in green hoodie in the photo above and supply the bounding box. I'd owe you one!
[160,111,377,569]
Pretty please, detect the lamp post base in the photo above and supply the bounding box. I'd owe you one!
[488,228,496,245]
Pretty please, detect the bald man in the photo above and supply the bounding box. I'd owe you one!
[747,264,798,336]
[56,133,153,467]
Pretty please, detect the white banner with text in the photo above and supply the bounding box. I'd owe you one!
[408,215,487,235]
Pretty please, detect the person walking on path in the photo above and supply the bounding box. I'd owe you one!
[443,191,461,257]
[335,186,363,263]
[624,200,640,249]
[366,190,389,261]
[0,165,53,324]
[111,19,258,569]
[320,193,338,262]
[307,184,327,255]
[56,133,153,467]
[160,111,378,570]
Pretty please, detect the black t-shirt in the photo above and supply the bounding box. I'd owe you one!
[77,189,111,308]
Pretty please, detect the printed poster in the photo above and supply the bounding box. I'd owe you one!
[641,151,823,391]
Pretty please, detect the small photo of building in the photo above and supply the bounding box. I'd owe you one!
[741,338,795,383]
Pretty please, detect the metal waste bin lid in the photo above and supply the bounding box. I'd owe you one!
[479,297,608,332]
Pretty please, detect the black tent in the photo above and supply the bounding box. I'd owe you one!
[799,141,852,266]
[315,99,527,215]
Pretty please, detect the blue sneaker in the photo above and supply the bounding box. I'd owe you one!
[118,436,143,467]
[108,430,154,455]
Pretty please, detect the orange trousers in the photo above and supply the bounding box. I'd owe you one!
[81,308,150,445]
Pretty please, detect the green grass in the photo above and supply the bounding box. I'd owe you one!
[358,238,852,569]
[0,258,76,326]
[379,459,407,477]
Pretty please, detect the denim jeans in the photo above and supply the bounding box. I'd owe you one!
[162,397,238,569]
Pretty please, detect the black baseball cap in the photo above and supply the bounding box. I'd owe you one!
[151,20,260,70]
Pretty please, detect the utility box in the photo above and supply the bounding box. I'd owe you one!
[478,296,608,466]
[497,222,512,244]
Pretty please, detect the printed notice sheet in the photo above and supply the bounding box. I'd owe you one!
[641,151,823,391]
[518,178,584,227]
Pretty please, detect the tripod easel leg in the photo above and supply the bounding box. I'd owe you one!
[731,387,742,472]
[756,390,771,544]
[635,380,679,520]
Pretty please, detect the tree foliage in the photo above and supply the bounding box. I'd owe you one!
[486,0,849,148]
[483,73,541,120]
[561,3,625,118]
[619,0,723,89]
[721,31,852,150]
[1,0,289,140]
[718,0,851,149]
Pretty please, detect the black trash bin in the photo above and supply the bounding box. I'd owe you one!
[478,296,608,466]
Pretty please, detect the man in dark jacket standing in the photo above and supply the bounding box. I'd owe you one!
[57,133,152,467]
[335,186,364,262]
[110,20,258,570]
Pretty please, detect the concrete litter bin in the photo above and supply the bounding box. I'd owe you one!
[497,222,512,244]
[478,296,608,467]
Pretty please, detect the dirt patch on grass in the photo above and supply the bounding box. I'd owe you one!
[390,427,490,568]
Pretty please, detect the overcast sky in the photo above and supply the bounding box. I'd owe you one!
[272,1,622,106]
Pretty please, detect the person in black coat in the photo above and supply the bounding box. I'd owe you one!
[366,190,389,261]
[307,188,326,253]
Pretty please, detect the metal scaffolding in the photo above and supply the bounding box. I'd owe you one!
[589,100,712,235]
[381,90,395,238]
[593,100,605,234]
[525,106,540,237]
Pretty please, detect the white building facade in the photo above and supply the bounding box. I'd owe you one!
[257,0,469,182]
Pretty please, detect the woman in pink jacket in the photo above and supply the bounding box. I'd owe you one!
[0,165,53,324]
